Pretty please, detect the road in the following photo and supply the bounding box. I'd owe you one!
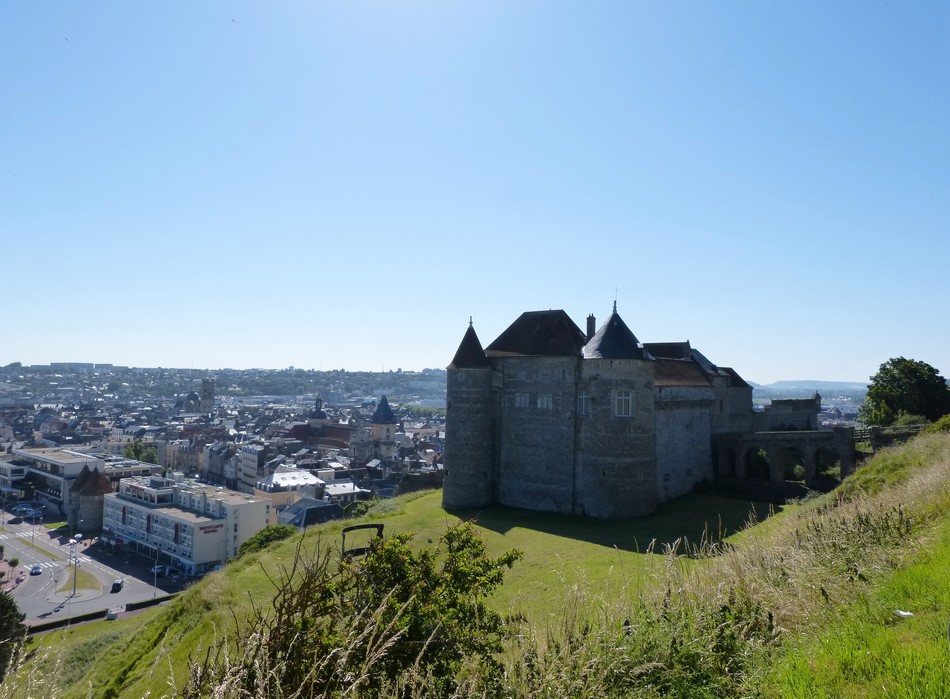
[1,516,174,623]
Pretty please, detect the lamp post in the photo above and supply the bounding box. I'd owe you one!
[70,534,82,598]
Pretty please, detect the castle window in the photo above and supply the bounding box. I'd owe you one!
[537,394,553,409]
[577,391,589,416]
[614,390,632,417]
[515,393,530,408]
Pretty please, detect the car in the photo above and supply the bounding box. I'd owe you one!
[8,517,22,525]
[110,579,124,593]
[29,564,43,575]
[149,564,166,575]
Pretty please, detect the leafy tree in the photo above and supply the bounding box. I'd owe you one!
[0,589,26,682]
[123,439,158,464]
[859,357,950,426]
[183,522,521,698]
[238,524,296,557]
[344,522,521,691]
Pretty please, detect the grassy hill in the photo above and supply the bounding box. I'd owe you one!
[8,433,950,698]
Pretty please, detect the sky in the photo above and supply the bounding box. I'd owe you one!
[1,2,948,385]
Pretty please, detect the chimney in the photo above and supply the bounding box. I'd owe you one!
[586,314,596,341]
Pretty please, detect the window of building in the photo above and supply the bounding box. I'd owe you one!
[577,391,589,416]
[537,394,553,409]
[515,393,530,408]
[614,390,632,417]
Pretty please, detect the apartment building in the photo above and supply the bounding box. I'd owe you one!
[102,473,270,576]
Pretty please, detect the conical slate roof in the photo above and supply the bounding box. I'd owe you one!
[371,395,396,425]
[583,307,654,360]
[448,322,489,369]
[70,465,114,496]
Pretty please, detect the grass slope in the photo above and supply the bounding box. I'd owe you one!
[760,509,950,698]
[17,491,769,698]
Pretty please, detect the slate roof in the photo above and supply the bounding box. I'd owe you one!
[70,465,114,496]
[371,395,396,425]
[582,310,654,360]
[720,367,751,388]
[643,341,692,360]
[448,322,489,369]
[485,310,587,358]
[654,358,713,387]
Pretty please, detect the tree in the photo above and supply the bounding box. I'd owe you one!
[123,439,158,464]
[183,522,521,698]
[859,357,950,426]
[0,589,26,682]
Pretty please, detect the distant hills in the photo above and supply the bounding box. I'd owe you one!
[753,380,868,391]
[748,380,867,400]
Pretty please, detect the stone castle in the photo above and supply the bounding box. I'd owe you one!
[443,306,853,518]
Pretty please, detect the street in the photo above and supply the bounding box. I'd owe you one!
[0,515,173,624]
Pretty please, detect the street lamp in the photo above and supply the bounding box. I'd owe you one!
[69,534,82,598]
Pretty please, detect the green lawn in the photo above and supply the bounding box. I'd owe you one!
[55,565,102,594]
[368,490,774,619]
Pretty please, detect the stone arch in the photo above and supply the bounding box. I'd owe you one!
[779,445,807,482]
[813,446,842,484]
[716,445,737,478]
[743,448,770,480]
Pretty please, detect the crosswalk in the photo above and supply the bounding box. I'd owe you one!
[0,533,92,565]
[14,555,92,569]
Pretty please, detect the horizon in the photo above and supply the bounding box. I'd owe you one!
[2,3,947,385]
[3,358,873,391]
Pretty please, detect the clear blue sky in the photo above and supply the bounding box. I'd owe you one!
[2,2,947,385]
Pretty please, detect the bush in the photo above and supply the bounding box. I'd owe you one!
[0,590,26,682]
[238,524,297,557]
[893,412,927,426]
[183,522,521,698]
[920,414,950,435]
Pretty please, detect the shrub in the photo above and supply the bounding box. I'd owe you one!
[920,414,950,435]
[0,590,26,682]
[183,521,521,698]
[238,524,297,557]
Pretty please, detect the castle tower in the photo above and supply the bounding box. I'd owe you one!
[443,320,495,509]
[577,305,658,517]
[200,378,215,414]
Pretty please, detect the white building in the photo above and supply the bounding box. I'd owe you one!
[102,473,270,576]
[11,447,160,523]
[323,480,369,505]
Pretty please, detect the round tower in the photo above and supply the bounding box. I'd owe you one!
[443,320,495,509]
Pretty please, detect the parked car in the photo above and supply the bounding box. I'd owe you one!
[111,579,124,593]
[30,564,43,575]
[149,564,168,575]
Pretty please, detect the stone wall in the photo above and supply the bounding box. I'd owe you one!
[443,366,494,508]
[654,385,714,501]
[495,357,578,513]
[576,358,657,518]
